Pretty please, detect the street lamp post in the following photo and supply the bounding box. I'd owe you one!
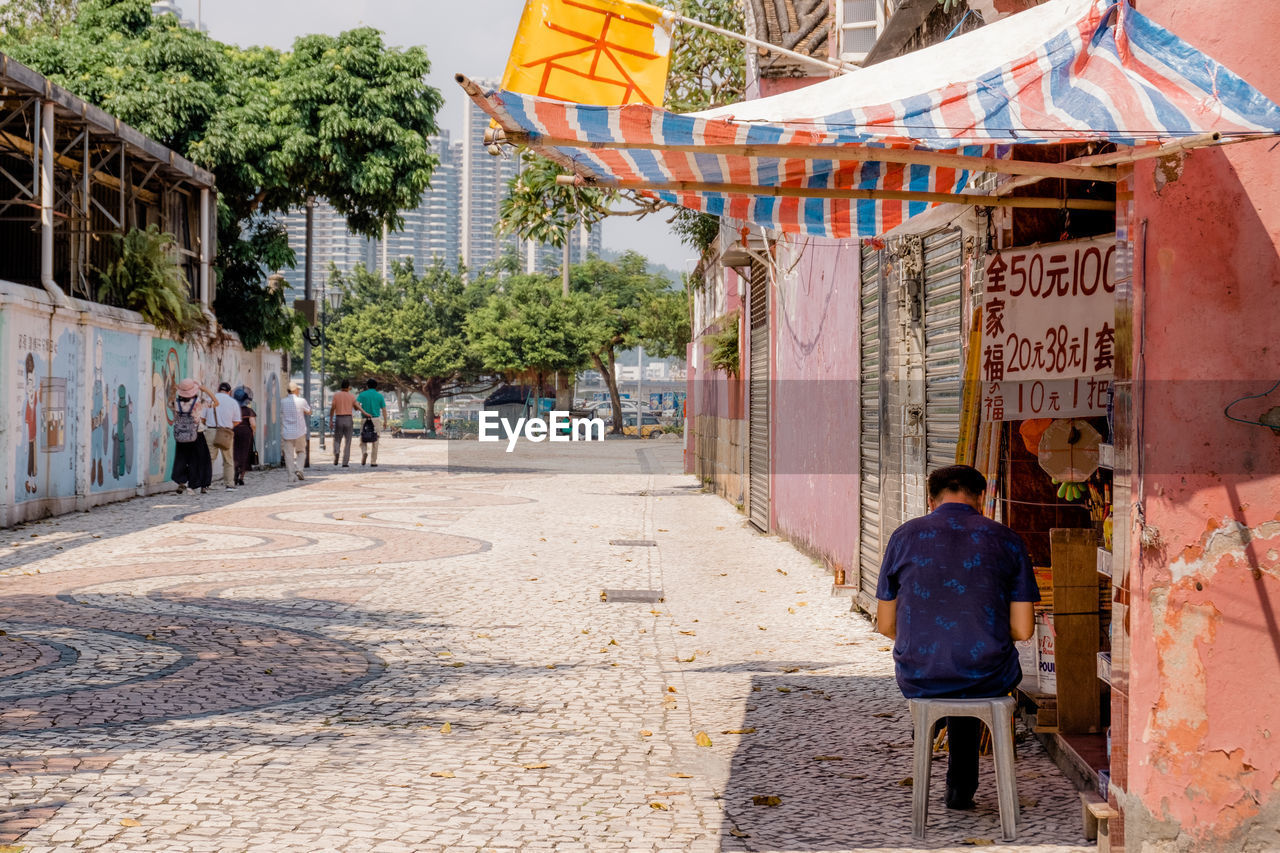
[317,285,343,451]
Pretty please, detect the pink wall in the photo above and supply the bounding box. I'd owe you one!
[769,239,861,577]
[1126,1,1280,846]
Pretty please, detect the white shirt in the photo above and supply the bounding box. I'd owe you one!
[280,394,312,440]
[205,392,240,428]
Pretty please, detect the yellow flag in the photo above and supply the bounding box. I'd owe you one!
[501,0,674,106]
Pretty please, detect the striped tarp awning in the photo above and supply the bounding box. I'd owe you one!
[460,0,1280,238]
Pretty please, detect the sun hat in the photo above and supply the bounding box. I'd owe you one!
[232,387,248,404]
[177,377,198,396]
[287,381,301,393]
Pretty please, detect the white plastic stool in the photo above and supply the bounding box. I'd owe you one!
[909,696,1018,841]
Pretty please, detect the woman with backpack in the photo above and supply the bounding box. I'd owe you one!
[171,377,215,494]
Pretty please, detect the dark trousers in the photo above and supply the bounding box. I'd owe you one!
[332,415,353,464]
[171,434,212,489]
[943,716,983,799]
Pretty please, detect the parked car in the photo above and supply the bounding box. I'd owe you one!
[615,411,663,438]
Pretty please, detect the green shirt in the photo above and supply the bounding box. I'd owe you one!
[356,389,387,418]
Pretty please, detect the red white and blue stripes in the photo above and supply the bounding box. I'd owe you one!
[464,0,1280,238]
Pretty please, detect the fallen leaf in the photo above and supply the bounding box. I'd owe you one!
[608,638,619,646]
[783,667,800,673]
[263,668,273,675]
[438,652,452,657]
[440,722,452,734]
[522,762,549,770]
[657,528,668,532]
[776,569,788,576]
[679,630,696,635]
[722,727,756,734]
[787,607,796,614]
[694,731,713,747]
[678,655,696,663]
[581,629,591,634]
[878,646,892,652]
[1020,796,1039,808]
[812,755,843,762]
[752,795,781,807]
[662,698,678,709]
[776,687,792,693]
[600,592,608,601]
[872,712,896,718]
[430,770,456,778]
[649,802,669,810]
[475,633,490,639]
[120,818,140,827]
[669,772,693,779]
[446,662,464,668]
[963,840,995,847]
[539,537,546,541]
[758,625,768,631]
[730,828,750,837]
[0,844,26,852]
[898,777,914,787]
[640,730,653,737]
[667,686,678,693]
[545,664,556,669]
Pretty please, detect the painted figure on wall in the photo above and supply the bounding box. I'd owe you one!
[114,384,134,479]
[15,327,79,502]
[91,337,108,487]
[23,352,39,490]
[148,342,185,482]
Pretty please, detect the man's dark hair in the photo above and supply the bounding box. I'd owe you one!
[340,379,351,390]
[217,381,232,392]
[366,379,378,390]
[928,465,987,499]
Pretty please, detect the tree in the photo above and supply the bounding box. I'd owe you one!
[0,0,78,39]
[466,276,600,397]
[325,260,495,435]
[572,252,690,433]
[662,0,746,113]
[1,0,442,351]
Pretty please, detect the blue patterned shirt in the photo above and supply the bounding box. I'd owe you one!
[876,502,1039,699]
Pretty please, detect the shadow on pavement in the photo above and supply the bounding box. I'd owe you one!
[718,674,1087,850]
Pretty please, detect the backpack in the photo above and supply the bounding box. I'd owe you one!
[174,398,199,443]
[361,416,378,443]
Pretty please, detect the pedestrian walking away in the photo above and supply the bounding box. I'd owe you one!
[355,379,388,467]
[170,378,215,494]
[280,381,312,481]
[875,464,1038,811]
[206,381,239,489]
[232,386,257,486]
[329,378,360,467]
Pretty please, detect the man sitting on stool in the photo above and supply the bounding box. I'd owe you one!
[875,464,1038,810]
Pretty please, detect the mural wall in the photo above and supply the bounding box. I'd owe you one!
[90,329,141,495]
[0,282,288,526]
[13,319,80,504]
[147,338,188,487]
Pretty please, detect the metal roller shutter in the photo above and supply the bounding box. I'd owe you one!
[748,261,770,532]
[858,244,884,598]
[922,230,965,472]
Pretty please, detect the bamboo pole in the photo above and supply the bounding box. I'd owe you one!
[661,10,858,76]
[0,130,158,203]
[555,174,1116,210]
[992,131,1241,195]
[512,133,1119,183]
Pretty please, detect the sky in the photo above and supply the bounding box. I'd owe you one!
[189,0,694,272]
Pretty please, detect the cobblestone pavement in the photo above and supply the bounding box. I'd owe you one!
[1,439,1095,853]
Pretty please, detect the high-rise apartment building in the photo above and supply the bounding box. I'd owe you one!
[461,83,521,271]
[278,108,602,289]
[150,0,206,31]
[279,202,376,298]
